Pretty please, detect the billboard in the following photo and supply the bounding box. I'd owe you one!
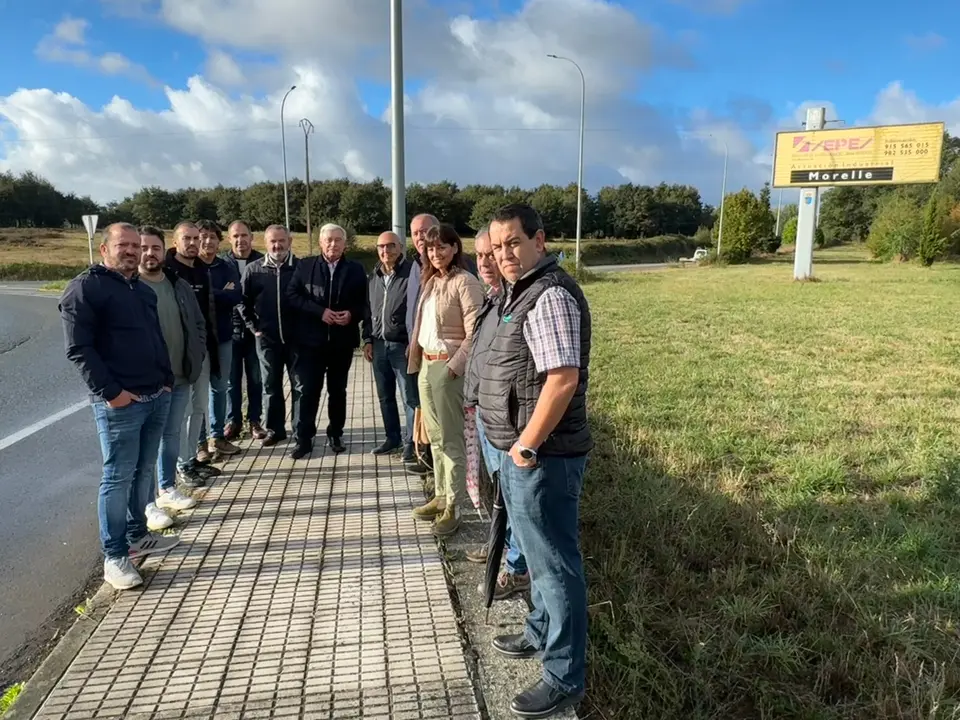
[772,121,944,188]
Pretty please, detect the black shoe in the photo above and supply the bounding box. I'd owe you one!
[290,443,312,460]
[328,436,346,454]
[405,459,430,477]
[193,462,222,479]
[261,431,287,447]
[177,468,206,489]
[492,634,538,659]
[371,441,401,456]
[401,448,416,464]
[510,679,584,719]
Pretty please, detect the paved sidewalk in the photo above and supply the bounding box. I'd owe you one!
[31,358,481,719]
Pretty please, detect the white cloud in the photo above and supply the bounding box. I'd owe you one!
[868,82,960,133]
[204,50,246,87]
[35,15,157,85]
[905,32,945,51]
[4,0,932,209]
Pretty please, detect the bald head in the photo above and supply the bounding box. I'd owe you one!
[410,213,439,254]
[376,231,402,270]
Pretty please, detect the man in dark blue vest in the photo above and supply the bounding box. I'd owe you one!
[477,203,592,719]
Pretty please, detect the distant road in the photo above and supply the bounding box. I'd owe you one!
[589,262,674,273]
[0,289,101,678]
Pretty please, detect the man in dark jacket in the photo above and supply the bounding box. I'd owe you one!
[223,220,265,441]
[59,222,179,592]
[479,203,592,718]
[238,224,299,447]
[361,231,418,460]
[196,219,242,458]
[165,221,220,485]
[285,222,367,458]
[138,226,205,524]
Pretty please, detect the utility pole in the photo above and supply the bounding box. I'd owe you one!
[280,85,297,230]
[775,188,783,235]
[390,0,406,246]
[300,118,314,255]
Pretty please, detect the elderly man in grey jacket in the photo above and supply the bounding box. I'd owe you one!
[138,226,207,529]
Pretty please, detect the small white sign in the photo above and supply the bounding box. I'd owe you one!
[82,214,99,238]
[82,214,99,264]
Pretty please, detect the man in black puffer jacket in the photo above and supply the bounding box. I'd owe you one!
[164,221,220,487]
[223,220,265,441]
[285,222,367,458]
[237,224,299,447]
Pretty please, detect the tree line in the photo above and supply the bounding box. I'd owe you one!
[0,171,717,240]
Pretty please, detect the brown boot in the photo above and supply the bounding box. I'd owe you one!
[196,444,213,464]
[433,505,461,537]
[223,422,241,441]
[250,422,267,440]
[210,438,241,456]
[412,497,445,523]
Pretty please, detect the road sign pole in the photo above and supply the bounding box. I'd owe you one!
[82,214,99,266]
[793,107,824,281]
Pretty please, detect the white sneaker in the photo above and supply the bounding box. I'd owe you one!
[145,502,174,531]
[104,556,143,590]
[128,532,180,559]
[156,488,198,511]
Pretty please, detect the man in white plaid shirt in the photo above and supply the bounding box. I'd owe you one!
[477,203,593,719]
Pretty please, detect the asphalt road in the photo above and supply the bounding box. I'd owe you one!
[0,288,102,678]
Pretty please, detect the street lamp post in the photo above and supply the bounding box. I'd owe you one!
[547,53,585,271]
[390,0,407,247]
[717,139,728,258]
[299,118,314,254]
[280,85,296,230]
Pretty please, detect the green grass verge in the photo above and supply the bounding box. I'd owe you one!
[582,246,960,718]
[0,263,88,281]
[0,683,24,715]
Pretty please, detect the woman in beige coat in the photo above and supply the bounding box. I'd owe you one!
[407,224,485,536]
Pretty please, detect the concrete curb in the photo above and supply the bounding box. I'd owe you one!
[5,582,114,720]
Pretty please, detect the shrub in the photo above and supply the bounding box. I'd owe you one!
[917,192,948,266]
[761,235,782,254]
[782,216,798,246]
[866,194,923,261]
[693,225,712,248]
[719,189,774,264]
[814,225,826,248]
[559,257,601,284]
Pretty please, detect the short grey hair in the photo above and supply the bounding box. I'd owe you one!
[412,213,439,227]
[319,223,347,240]
[263,224,290,238]
[475,223,490,239]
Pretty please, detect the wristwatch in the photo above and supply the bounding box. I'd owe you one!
[517,444,538,461]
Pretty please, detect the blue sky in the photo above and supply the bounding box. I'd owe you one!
[0,0,956,202]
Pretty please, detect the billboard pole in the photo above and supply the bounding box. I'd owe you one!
[793,107,824,281]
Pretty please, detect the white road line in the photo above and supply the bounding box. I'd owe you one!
[0,399,89,452]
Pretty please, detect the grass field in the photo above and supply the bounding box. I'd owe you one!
[0,227,699,281]
[581,245,960,718]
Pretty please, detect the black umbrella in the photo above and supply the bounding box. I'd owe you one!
[483,470,509,624]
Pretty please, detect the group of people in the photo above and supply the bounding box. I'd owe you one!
[60,202,592,719]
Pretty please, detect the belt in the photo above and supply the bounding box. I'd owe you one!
[423,351,449,362]
[135,388,168,403]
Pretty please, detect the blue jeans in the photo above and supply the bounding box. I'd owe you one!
[475,413,527,576]
[228,334,262,426]
[208,340,233,439]
[499,452,588,696]
[178,355,210,471]
[157,384,191,492]
[92,392,172,559]
[371,339,417,452]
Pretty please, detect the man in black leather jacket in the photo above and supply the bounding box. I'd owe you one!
[284,223,367,458]
[237,225,299,447]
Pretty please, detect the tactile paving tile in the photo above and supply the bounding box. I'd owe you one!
[32,355,481,720]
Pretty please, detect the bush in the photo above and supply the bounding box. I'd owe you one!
[761,235,782,254]
[814,225,826,248]
[866,194,923,261]
[917,192,948,266]
[782,216,798,246]
[719,189,774,264]
[693,225,712,248]
[559,257,601,284]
